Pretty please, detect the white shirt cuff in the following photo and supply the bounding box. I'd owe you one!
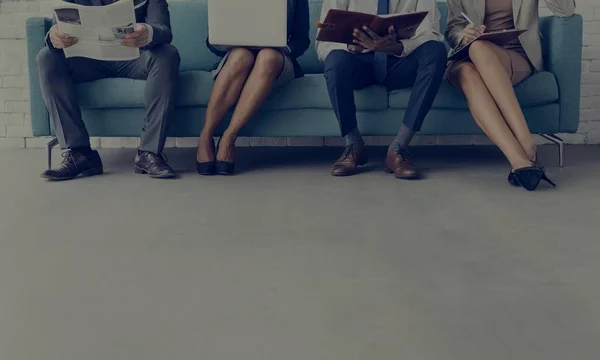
[144,24,154,46]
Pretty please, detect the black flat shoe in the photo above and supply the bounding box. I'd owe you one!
[512,166,556,191]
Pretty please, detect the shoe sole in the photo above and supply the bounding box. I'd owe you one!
[41,168,103,181]
[134,167,177,179]
[384,168,422,180]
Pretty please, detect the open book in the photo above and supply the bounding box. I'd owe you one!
[448,28,527,61]
[316,9,428,45]
[53,0,139,61]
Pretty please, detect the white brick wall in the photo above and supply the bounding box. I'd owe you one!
[0,0,599,148]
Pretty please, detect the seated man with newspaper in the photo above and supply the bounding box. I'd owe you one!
[38,0,180,181]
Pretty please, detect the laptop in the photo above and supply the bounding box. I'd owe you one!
[208,0,288,48]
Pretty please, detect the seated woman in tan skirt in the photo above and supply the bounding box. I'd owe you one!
[445,0,575,191]
[197,0,310,176]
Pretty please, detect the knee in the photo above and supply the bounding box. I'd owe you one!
[36,47,67,80]
[454,62,480,89]
[226,48,256,73]
[418,41,448,66]
[147,44,181,72]
[323,50,354,81]
[254,48,284,75]
[468,40,494,60]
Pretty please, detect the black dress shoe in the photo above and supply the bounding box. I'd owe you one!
[512,165,556,191]
[41,149,103,181]
[134,151,177,179]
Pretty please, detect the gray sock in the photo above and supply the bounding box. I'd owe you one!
[344,127,365,148]
[388,124,415,153]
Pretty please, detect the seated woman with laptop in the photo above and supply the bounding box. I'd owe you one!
[445,0,575,191]
[197,0,311,175]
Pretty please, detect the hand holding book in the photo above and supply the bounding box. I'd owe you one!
[316,9,428,45]
[352,25,404,55]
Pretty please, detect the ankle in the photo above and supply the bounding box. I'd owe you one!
[511,159,534,171]
[199,132,214,142]
[387,140,404,154]
[221,131,238,145]
[72,146,93,156]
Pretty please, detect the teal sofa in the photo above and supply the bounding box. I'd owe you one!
[27,0,582,166]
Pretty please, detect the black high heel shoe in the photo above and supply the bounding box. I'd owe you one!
[215,137,235,175]
[508,151,538,187]
[512,165,556,191]
[196,137,216,175]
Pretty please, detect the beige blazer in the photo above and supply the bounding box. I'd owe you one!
[445,0,576,71]
[316,0,444,62]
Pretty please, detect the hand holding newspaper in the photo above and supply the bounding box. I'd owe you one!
[52,0,139,61]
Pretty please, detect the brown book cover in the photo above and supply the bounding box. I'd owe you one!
[316,9,428,45]
[448,28,527,61]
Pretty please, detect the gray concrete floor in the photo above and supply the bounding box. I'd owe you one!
[1,145,600,360]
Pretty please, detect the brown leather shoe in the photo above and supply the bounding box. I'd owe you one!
[331,145,368,176]
[384,148,421,180]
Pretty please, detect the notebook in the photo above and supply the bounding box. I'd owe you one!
[208,0,287,48]
[316,9,428,45]
[448,28,527,61]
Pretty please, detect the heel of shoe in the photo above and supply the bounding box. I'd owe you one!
[134,167,146,174]
[196,161,215,176]
[542,172,556,187]
[215,161,234,175]
[81,167,103,177]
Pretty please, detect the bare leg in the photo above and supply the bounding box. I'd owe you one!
[453,62,532,170]
[468,40,536,161]
[217,48,284,162]
[197,48,255,163]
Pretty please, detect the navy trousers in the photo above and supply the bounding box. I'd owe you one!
[324,41,447,137]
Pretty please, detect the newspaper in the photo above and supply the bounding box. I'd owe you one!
[52,0,139,61]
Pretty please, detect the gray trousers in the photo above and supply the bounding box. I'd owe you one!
[36,44,180,154]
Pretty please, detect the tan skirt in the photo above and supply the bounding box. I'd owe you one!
[447,48,533,88]
[212,48,296,88]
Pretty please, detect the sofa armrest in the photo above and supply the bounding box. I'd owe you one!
[26,17,53,136]
[539,14,583,134]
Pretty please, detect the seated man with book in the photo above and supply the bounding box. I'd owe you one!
[316,0,447,179]
[37,0,181,181]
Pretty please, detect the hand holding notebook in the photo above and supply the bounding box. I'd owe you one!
[316,9,428,45]
[449,12,527,61]
[448,28,527,61]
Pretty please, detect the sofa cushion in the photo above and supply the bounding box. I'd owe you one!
[77,71,214,108]
[389,71,559,109]
[77,73,389,111]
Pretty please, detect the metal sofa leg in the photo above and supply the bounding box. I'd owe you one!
[46,137,59,170]
[540,134,565,167]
